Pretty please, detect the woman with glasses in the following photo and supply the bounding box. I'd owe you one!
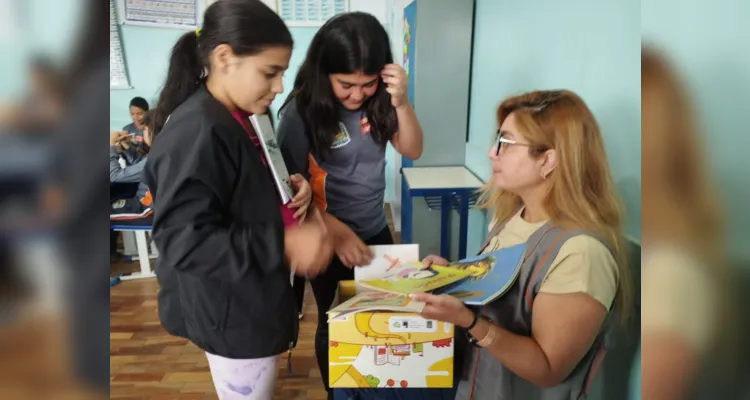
[403,89,634,400]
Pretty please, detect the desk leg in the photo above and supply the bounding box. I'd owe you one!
[440,196,450,259]
[401,179,412,244]
[458,192,469,259]
[120,231,156,280]
[122,231,138,256]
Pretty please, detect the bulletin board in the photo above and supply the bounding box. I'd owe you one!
[110,0,131,89]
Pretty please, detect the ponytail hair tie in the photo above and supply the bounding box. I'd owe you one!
[195,28,202,37]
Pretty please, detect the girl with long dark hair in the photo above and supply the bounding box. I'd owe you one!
[143,1,334,398]
[276,11,424,398]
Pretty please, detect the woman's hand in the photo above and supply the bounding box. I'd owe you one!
[289,174,311,220]
[410,292,475,328]
[422,254,450,267]
[336,230,373,268]
[381,64,409,109]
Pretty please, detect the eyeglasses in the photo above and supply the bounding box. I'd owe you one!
[493,131,533,156]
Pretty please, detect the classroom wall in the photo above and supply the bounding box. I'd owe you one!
[109,26,316,128]
[641,0,750,262]
[463,0,642,256]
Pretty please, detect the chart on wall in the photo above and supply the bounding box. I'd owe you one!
[110,0,131,89]
[403,2,416,106]
[277,0,348,26]
[400,1,416,170]
[115,0,206,29]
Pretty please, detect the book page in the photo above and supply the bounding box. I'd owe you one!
[357,265,472,295]
[328,291,425,321]
[249,114,295,204]
[354,244,420,281]
[437,243,525,306]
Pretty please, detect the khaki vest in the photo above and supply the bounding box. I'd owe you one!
[454,220,615,400]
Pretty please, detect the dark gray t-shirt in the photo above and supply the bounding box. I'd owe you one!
[277,100,387,240]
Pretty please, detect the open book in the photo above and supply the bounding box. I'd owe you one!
[249,114,294,204]
[356,244,526,306]
[354,244,420,280]
[357,263,472,295]
[327,291,426,321]
[436,243,525,306]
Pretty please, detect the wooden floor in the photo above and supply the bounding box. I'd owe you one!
[110,206,400,399]
[110,277,325,400]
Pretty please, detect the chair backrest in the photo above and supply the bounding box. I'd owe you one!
[587,237,642,400]
[690,262,750,399]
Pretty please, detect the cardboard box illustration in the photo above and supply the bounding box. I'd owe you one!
[327,281,454,389]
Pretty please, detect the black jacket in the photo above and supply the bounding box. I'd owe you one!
[143,86,298,359]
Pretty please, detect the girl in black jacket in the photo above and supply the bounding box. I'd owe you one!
[143,1,334,398]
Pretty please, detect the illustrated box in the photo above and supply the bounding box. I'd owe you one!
[327,280,455,389]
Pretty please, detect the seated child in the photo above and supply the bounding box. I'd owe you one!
[118,96,150,155]
[110,111,153,224]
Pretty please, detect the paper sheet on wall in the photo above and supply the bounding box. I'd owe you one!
[110,0,131,89]
[116,0,202,29]
[278,0,348,24]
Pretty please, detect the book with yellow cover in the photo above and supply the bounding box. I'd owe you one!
[356,264,472,295]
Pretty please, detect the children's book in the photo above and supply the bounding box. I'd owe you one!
[327,291,426,321]
[357,264,472,295]
[436,243,525,306]
[354,244,420,280]
[249,114,294,204]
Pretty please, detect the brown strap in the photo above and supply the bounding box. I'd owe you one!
[524,229,569,309]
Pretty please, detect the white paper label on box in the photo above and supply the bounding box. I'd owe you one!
[388,316,437,333]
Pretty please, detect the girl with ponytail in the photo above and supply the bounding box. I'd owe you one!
[143,1,334,398]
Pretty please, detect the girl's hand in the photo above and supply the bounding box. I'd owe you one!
[289,174,311,220]
[381,64,409,109]
[410,292,475,328]
[110,131,128,147]
[422,254,450,267]
[285,207,334,278]
[336,230,373,268]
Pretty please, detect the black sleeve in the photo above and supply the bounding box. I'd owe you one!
[145,123,285,283]
[277,103,311,180]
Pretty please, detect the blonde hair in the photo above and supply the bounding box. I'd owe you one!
[641,47,723,256]
[477,89,633,323]
[642,47,736,370]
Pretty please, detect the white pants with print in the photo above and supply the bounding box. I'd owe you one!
[205,352,280,400]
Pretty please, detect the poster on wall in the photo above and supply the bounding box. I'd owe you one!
[403,1,416,108]
[277,0,348,26]
[401,1,416,173]
[115,0,206,29]
[110,0,131,89]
